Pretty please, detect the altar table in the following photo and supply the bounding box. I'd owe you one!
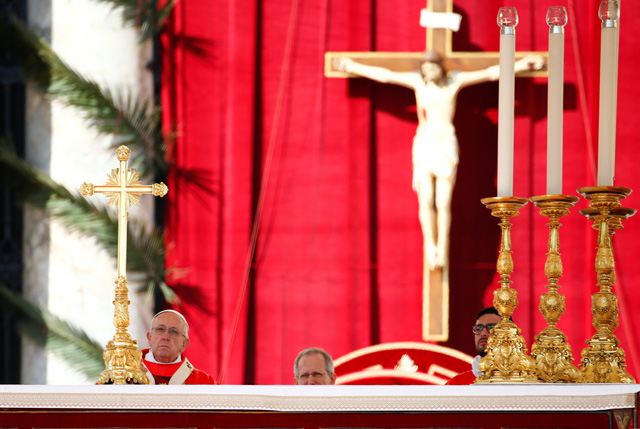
[1,384,638,429]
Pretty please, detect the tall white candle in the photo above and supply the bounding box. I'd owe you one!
[546,7,567,195]
[597,0,619,186]
[497,7,518,197]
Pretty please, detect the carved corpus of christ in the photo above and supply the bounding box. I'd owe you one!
[325,0,547,341]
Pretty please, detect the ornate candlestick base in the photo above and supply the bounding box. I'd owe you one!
[476,197,538,383]
[97,276,150,385]
[529,195,581,383]
[578,186,635,384]
[98,337,148,385]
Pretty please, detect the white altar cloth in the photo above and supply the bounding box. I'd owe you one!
[1,384,638,412]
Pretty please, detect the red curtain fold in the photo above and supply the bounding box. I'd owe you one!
[163,0,640,384]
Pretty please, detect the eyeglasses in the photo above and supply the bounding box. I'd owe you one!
[297,371,331,381]
[472,323,497,334]
[151,325,187,339]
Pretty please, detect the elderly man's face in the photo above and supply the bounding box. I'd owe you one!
[294,353,336,385]
[146,312,190,363]
[474,313,502,357]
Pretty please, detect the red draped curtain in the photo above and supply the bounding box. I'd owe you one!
[161,0,640,384]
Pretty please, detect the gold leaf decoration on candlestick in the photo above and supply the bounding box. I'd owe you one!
[578,186,635,384]
[476,197,538,383]
[529,195,582,383]
[97,276,147,385]
[80,145,169,384]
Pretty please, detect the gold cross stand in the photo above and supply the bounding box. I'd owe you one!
[324,0,547,341]
[80,145,168,384]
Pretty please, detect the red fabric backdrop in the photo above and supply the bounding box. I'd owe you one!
[161,0,640,385]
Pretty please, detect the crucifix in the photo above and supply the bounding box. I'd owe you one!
[80,145,168,384]
[325,0,548,342]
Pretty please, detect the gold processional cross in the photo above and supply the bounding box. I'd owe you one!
[80,145,168,384]
[324,0,547,341]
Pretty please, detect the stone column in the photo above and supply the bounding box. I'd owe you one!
[23,0,153,384]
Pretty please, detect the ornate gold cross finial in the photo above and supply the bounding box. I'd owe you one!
[80,145,168,385]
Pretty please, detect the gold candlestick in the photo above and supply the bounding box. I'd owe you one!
[529,195,581,383]
[578,186,635,384]
[476,197,538,383]
[81,146,169,384]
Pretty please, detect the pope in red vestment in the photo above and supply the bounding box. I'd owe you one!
[142,310,217,385]
[141,348,217,385]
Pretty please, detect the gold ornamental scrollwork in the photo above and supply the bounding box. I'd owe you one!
[97,277,148,385]
[79,182,94,196]
[529,195,581,383]
[476,197,538,383]
[98,341,148,385]
[153,182,169,197]
[116,145,132,160]
[113,276,131,328]
[104,168,146,207]
[578,186,635,384]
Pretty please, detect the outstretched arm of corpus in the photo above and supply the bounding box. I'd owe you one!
[456,54,545,89]
[332,56,419,89]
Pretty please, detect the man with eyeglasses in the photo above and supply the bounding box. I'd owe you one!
[141,310,217,385]
[445,306,502,385]
[293,348,336,385]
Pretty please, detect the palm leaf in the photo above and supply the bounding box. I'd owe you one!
[0,2,179,382]
[97,0,176,43]
[0,140,177,303]
[0,14,168,178]
[0,283,105,381]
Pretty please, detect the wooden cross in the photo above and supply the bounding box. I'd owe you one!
[80,145,168,384]
[325,0,548,78]
[324,0,548,342]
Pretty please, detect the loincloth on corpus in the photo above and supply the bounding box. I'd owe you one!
[411,133,459,188]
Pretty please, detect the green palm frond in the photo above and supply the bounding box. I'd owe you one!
[96,0,176,43]
[127,218,179,304]
[0,15,168,178]
[0,283,105,380]
[0,1,179,382]
[0,140,177,303]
